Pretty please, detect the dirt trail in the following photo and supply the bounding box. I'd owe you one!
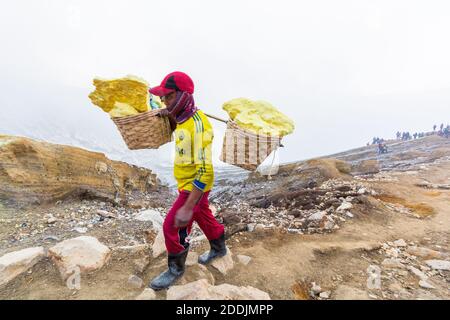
[220,161,450,299]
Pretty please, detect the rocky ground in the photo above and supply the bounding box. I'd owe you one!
[0,134,449,300]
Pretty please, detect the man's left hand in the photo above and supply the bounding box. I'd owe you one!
[174,205,194,228]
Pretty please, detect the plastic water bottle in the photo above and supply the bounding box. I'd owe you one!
[149,94,160,110]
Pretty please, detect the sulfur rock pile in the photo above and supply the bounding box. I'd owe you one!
[222,98,295,137]
[88,75,163,118]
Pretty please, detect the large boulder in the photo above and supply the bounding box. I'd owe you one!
[48,236,111,281]
[0,247,45,287]
[167,279,271,300]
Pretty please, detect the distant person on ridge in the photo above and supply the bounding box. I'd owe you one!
[147,71,227,290]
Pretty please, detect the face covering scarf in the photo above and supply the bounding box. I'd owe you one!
[167,91,198,124]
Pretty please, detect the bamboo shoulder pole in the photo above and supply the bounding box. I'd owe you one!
[204,113,228,124]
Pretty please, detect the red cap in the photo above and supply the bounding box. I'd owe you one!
[149,71,194,96]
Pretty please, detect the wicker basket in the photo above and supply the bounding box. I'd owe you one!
[220,121,282,171]
[111,109,173,150]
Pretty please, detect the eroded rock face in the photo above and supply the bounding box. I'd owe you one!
[0,135,163,207]
[167,279,270,300]
[48,236,111,281]
[0,247,46,287]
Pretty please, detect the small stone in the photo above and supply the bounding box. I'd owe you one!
[419,280,435,290]
[135,288,156,300]
[388,282,403,292]
[425,260,450,271]
[308,211,327,221]
[407,266,428,281]
[319,291,330,299]
[47,217,57,224]
[385,248,399,258]
[357,188,367,195]
[324,220,335,230]
[73,227,87,234]
[96,210,116,219]
[128,275,144,288]
[420,265,431,272]
[237,255,252,266]
[337,201,353,213]
[310,282,322,296]
[345,212,354,218]
[393,239,407,247]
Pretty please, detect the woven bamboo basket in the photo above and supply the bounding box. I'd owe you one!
[219,120,282,171]
[111,109,173,150]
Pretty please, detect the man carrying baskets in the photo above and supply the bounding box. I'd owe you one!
[148,71,227,290]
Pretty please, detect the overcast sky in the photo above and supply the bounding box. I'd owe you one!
[1,0,449,176]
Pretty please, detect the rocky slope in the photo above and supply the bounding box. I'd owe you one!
[0,134,449,300]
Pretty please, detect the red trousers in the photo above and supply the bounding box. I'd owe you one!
[163,190,225,254]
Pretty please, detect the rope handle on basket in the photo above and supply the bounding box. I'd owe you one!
[204,112,285,148]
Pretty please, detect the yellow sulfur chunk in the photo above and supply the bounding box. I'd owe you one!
[88,75,149,114]
[222,98,295,137]
[108,102,140,118]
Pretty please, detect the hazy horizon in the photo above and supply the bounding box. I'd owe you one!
[1,1,449,181]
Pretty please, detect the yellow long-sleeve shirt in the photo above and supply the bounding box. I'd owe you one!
[173,110,214,192]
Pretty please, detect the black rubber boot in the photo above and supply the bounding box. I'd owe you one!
[198,233,227,265]
[149,247,188,290]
